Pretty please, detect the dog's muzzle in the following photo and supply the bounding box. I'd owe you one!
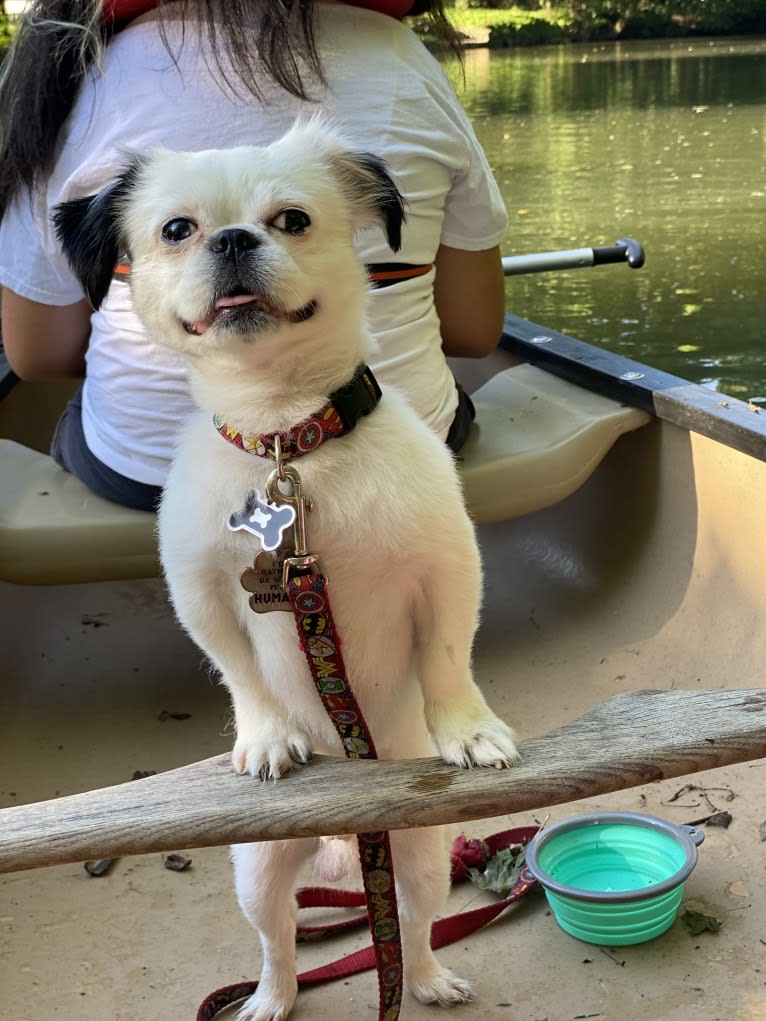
[181,228,317,335]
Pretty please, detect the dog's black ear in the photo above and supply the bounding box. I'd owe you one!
[52,158,144,309]
[333,151,406,254]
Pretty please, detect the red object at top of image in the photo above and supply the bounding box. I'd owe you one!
[102,1,415,23]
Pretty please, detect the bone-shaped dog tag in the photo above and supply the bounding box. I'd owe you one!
[228,489,296,552]
[240,549,292,613]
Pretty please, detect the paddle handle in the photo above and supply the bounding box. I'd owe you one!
[503,236,645,276]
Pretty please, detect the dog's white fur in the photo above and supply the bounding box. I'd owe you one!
[55,121,519,1021]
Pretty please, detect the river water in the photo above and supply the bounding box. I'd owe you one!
[445,36,766,400]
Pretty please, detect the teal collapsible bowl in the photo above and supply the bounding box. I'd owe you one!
[525,812,704,946]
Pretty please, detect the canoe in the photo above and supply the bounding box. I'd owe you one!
[1,302,765,1020]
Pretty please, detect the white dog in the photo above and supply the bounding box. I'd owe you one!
[55,121,519,1021]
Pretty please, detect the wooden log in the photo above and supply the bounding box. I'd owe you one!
[2,688,765,874]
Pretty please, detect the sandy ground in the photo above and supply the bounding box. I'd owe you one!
[2,542,765,1019]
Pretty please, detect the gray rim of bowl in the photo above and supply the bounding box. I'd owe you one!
[524,811,703,904]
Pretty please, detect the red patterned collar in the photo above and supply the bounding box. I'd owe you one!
[213,364,382,462]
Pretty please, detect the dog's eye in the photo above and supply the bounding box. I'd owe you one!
[162,218,197,244]
[272,209,311,236]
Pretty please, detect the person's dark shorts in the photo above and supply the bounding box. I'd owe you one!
[445,383,475,454]
[51,384,162,511]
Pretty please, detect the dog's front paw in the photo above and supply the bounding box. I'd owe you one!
[232,727,312,780]
[427,704,520,769]
[235,975,297,1021]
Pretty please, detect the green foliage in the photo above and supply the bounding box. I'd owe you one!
[543,1,766,37]
[467,0,541,8]
[467,844,527,898]
[489,16,563,46]
[681,908,722,935]
[446,2,766,43]
[0,12,14,54]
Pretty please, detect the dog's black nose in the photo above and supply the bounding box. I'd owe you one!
[209,228,260,258]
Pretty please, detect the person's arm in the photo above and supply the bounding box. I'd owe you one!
[433,243,505,358]
[1,288,91,380]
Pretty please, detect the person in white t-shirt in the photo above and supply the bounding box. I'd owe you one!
[0,0,508,510]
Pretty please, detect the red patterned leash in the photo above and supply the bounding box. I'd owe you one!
[284,569,404,1021]
[196,827,540,1020]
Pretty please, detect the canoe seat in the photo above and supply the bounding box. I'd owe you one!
[0,364,649,585]
[458,363,649,523]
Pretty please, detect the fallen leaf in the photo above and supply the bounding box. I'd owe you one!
[728,880,750,898]
[83,858,116,877]
[685,811,732,828]
[163,853,192,872]
[706,811,733,827]
[468,845,526,897]
[682,909,722,936]
[80,614,110,628]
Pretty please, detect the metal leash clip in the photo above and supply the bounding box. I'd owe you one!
[265,436,325,587]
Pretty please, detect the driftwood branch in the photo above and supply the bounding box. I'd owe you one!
[2,688,765,874]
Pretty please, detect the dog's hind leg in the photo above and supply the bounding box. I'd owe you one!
[391,826,474,1006]
[231,838,317,1021]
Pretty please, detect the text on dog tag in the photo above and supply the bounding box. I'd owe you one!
[240,550,291,613]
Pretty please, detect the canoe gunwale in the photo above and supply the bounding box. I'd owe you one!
[502,312,766,463]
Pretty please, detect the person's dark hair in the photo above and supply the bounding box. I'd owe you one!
[0,0,459,219]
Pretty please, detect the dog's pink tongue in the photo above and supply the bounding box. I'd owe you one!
[215,294,261,310]
[188,294,262,335]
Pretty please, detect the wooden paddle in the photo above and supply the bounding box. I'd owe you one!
[2,688,765,874]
